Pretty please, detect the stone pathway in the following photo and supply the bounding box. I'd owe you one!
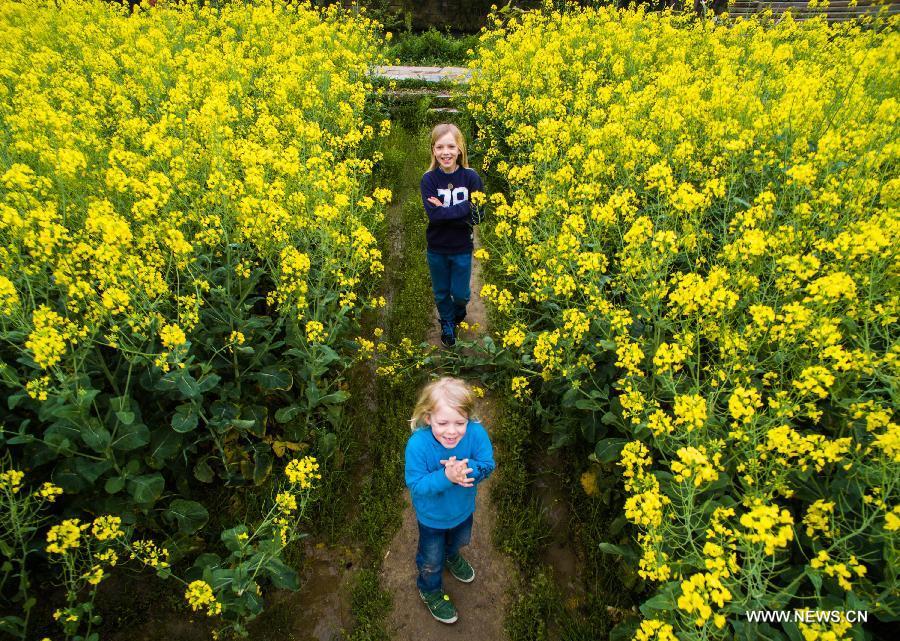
[373,65,472,83]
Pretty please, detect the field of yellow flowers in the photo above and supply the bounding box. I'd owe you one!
[469,6,898,640]
[0,1,389,638]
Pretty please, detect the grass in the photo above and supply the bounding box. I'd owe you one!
[342,114,434,640]
[346,569,393,641]
[490,400,550,566]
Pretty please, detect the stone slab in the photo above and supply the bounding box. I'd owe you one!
[373,65,473,83]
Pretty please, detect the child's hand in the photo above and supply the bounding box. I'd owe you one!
[427,196,444,207]
[441,456,474,487]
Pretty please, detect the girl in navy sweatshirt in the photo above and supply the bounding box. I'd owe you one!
[420,123,484,347]
[405,377,495,623]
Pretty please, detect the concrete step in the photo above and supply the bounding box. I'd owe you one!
[384,89,455,104]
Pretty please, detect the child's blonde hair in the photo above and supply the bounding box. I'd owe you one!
[409,376,476,431]
[428,123,468,172]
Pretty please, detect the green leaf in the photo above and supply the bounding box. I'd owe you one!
[221,525,249,552]
[128,473,165,505]
[275,405,302,423]
[265,557,299,590]
[598,541,638,561]
[115,410,135,426]
[306,381,320,406]
[253,367,293,391]
[639,590,675,617]
[594,437,628,463]
[230,419,258,432]
[590,387,610,400]
[608,515,628,536]
[165,499,209,534]
[7,393,26,410]
[319,432,337,459]
[149,429,183,464]
[0,364,21,386]
[74,458,112,484]
[193,458,214,483]
[176,372,201,398]
[580,412,606,444]
[210,400,239,422]
[80,419,111,452]
[53,465,87,493]
[561,386,579,408]
[245,405,268,437]
[197,374,221,393]
[154,371,180,393]
[42,433,72,455]
[104,477,125,494]
[109,396,130,413]
[317,345,341,366]
[253,446,273,486]
[575,398,604,411]
[782,622,803,641]
[171,404,199,433]
[598,542,628,557]
[0,615,26,636]
[192,552,223,572]
[111,422,150,451]
[73,388,100,409]
[319,390,350,406]
[48,404,82,421]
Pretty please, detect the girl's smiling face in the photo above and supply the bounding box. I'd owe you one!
[433,132,460,173]
[426,399,468,448]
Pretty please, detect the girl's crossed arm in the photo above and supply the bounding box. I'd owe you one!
[420,175,472,222]
[440,427,495,486]
[405,444,454,498]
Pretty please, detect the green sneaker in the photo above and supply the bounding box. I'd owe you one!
[446,554,475,583]
[419,589,458,623]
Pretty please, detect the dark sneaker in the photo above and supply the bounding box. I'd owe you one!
[419,589,458,623]
[440,322,456,347]
[446,554,475,583]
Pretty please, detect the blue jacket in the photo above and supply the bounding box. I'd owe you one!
[405,420,495,529]
[420,166,484,254]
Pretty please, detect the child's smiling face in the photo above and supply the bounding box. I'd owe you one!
[426,399,468,448]
[433,132,460,172]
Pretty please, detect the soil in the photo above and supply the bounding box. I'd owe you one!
[532,449,586,611]
[380,230,514,640]
[246,541,361,641]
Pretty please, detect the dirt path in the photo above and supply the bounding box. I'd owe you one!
[380,230,514,640]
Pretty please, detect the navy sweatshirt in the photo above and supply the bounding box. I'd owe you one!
[420,166,484,254]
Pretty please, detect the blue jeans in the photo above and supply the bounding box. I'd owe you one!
[426,250,472,330]
[415,514,473,593]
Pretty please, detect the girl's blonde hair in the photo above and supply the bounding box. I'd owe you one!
[427,123,468,172]
[409,376,476,431]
